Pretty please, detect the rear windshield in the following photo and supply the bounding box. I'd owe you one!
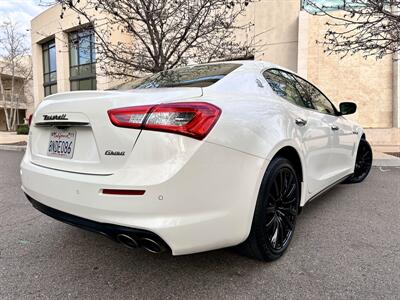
[112,63,241,90]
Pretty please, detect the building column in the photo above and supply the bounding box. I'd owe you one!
[31,43,43,108]
[297,11,309,78]
[393,53,400,128]
[55,31,70,93]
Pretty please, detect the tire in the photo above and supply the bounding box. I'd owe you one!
[238,157,300,261]
[343,139,373,184]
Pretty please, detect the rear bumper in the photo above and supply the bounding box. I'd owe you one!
[26,194,170,250]
[21,141,266,255]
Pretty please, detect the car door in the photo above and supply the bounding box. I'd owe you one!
[263,69,333,197]
[329,115,358,177]
[293,75,355,185]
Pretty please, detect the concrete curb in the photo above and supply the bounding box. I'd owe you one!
[372,159,400,167]
[0,145,27,152]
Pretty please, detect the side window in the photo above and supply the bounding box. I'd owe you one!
[263,69,306,108]
[294,76,336,115]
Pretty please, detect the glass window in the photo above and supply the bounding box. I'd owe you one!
[71,78,96,91]
[263,69,306,108]
[111,63,242,90]
[294,75,336,115]
[42,40,57,96]
[302,0,351,12]
[69,28,96,91]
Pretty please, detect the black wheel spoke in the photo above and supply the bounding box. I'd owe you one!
[270,220,279,247]
[266,215,275,229]
[282,197,297,205]
[285,183,296,198]
[280,206,297,216]
[268,193,278,203]
[280,171,285,194]
[361,151,369,160]
[285,173,294,194]
[281,214,294,231]
[264,166,299,251]
[277,218,284,246]
[274,180,280,198]
[266,206,275,214]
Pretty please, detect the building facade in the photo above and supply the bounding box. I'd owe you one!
[31,0,399,145]
[0,72,33,131]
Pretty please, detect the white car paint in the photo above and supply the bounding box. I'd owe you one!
[20,61,363,255]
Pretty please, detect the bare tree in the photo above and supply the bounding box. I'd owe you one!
[304,0,400,59]
[0,19,32,131]
[54,0,256,78]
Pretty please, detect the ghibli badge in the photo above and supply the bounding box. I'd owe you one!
[105,150,125,156]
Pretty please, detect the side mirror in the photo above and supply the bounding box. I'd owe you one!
[339,102,357,115]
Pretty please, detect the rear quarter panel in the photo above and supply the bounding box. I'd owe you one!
[201,70,308,206]
[203,70,305,165]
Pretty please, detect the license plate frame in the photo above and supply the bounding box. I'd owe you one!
[47,129,76,159]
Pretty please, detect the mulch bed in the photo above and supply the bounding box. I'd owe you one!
[384,152,400,158]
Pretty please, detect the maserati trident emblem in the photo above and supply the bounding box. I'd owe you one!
[105,150,125,156]
[43,114,68,121]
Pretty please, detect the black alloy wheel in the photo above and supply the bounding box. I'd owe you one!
[344,139,373,184]
[265,167,298,252]
[238,157,300,261]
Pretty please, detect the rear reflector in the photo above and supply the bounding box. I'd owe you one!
[102,189,145,196]
[108,102,221,140]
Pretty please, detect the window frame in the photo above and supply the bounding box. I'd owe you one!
[263,68,340,116]
[42,39,57,97]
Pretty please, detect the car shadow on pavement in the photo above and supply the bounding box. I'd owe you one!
[11,168,399,299]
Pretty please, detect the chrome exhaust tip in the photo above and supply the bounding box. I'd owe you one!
[140,237,166,254]
[116,234,139,249]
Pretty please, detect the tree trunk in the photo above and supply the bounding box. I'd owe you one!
[0,75,11,131]
[10,64,16,131]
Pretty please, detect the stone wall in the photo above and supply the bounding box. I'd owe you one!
[298,11,394,128]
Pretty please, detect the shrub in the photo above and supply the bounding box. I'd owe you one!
[16,124,29,135]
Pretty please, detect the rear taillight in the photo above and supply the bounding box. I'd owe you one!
[28,114,33,126]
[108,105,153,129]
[108,102,221,140]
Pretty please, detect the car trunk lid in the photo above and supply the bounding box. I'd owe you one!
[30,88,202,175]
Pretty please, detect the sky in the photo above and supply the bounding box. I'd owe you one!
[0,0,46,32]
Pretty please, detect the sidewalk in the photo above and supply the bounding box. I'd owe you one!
[372,145,400,167]
[0,131,399,166]
[0,131,28,152]
[0,131,28,144]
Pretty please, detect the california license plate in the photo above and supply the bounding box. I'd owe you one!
[47,129,76,159]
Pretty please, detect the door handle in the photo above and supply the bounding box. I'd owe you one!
[331,124,339,131]
[295,118,307,126]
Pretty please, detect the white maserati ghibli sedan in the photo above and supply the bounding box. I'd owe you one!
[21,61,372,261]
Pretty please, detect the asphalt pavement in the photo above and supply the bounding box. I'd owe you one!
[1,150,399,299]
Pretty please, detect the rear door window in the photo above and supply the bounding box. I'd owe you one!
[294,75,337,115]
[263,69,306,108]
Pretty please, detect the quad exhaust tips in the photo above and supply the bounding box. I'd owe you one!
[140,237,166,254]
[116,233,166,254]
[116,234,139,249]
